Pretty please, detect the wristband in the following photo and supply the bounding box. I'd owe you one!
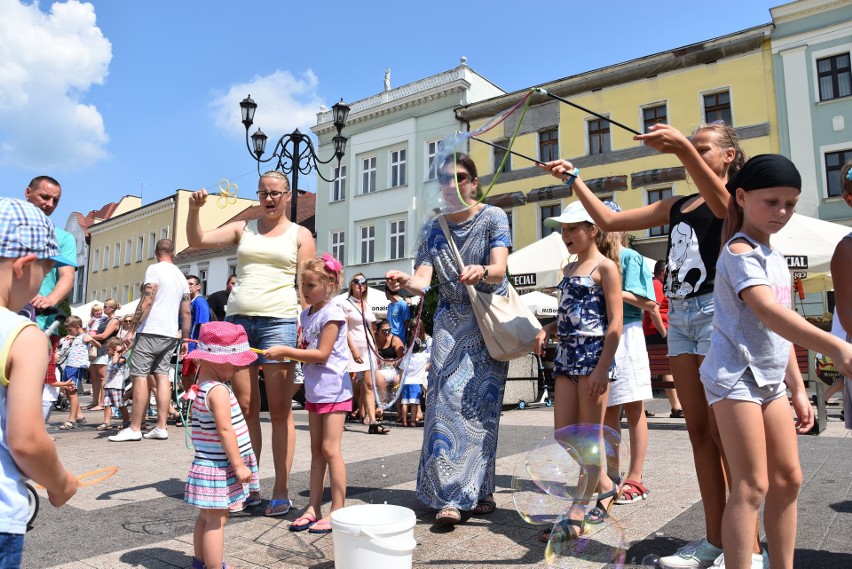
[482,265,489,279]
[563,167,580,187]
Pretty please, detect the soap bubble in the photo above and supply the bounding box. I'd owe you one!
[545,511,628,568]
[554,423,630,488]
[512,436,587,524]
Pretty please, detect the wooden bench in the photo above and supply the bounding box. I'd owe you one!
[647,342,827,433]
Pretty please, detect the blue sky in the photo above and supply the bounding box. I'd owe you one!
[1,0,779,228]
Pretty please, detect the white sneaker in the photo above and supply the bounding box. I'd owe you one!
[108,428,142,442]
[710,550,770,568]
[143,427,169,440]
[659,538,724,568]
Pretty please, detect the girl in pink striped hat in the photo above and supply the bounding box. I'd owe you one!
[182,321,260,569]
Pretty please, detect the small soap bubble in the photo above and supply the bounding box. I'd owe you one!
[642,553,662,567]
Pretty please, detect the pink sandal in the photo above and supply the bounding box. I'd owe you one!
[615,479,650,504]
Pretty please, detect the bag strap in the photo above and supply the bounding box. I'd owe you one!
[0,319,38,388]
[438,216,466,273]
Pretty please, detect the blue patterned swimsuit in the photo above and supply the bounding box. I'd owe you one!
[554,261,611,379]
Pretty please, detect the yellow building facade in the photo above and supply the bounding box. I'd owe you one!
[86,190,254,303]
[459,25,778,261]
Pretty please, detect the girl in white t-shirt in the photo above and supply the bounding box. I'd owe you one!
[701,154,852,569]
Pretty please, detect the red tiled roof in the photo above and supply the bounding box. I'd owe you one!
[73,201,121,235]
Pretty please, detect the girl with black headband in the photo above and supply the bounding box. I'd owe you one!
[701,154,852,569]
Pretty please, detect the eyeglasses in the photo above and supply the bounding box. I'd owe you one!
[352,278,367,285]
[438,172,470,185]
[256,190,287,199]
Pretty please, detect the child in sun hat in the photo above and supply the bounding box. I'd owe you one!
[182,321,260,569]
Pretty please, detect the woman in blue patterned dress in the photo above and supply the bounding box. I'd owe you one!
[386,153,511,526]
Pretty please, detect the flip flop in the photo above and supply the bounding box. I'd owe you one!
[308,519,333,534]
[265,498,292,517]
[472,498,497,515]
[435,506,462,526]
[244,494,262,508]
[289,514,317,532]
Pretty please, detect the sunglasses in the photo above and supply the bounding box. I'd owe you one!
[438,172,470,185]
[352,278,367,285]
[256,190,287,199]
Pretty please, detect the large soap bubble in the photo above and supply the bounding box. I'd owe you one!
[545,511,628,568]
[512,436,587,524]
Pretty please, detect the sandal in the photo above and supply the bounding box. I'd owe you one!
[96,423,112,431]
[670,408,685,418]
[644,409,656,418]
[308,519,333,534]
[615,479,650,505]
[265,498,292,517]
[59,421,76,430]
[289,513,317,532]
[472,497,497,516]
[586,484,621,523]
[541,518,585,543]
[368,423,389,435]
[435,506,462,526]
[76,417,87,424]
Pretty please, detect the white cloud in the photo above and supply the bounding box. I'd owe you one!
[0,0,111,170]
[211,69,326,140]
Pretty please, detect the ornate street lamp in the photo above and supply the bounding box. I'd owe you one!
[239,95,350,222]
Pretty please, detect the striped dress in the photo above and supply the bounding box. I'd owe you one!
[184,381,259,509]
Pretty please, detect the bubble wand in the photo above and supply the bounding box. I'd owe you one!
[533,87,641,136]
[471,136,547,166]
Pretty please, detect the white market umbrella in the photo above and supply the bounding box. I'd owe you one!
[520,290,559,317]
[772,213,849,274]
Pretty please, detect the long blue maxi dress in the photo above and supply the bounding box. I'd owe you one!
[415,205,511,511]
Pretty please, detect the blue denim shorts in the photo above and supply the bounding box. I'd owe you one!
[0,532,24,568]
[703,368,787,407]
[226,315,297,365]
[666,292,714,357]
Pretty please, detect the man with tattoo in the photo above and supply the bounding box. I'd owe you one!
[109,240,190,442]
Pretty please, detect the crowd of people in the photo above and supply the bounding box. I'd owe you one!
[1,130,851,569]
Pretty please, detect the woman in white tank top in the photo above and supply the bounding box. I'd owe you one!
[186,171,315,516]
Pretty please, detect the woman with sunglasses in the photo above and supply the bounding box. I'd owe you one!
[186,170,316,517]
[338,273,384,431]
[386,152,511,526]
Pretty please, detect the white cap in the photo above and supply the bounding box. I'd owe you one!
[543,201,594,228]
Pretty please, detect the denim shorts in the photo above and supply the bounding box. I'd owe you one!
[226,315,297,365]
[703,368,787,406]
[0,532,23,568]
[666,292,714,357]
[62,366,86,391]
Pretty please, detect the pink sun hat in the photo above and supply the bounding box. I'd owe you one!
[185,321,257,366]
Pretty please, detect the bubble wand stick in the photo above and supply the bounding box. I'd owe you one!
[471,136,547,166]
[534,87,641,136]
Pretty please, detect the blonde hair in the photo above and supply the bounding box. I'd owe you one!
[90,304,103,315]
[595,228,623,274]
[260,170,291,191]
[103,298,121,311]
[105,337,122,351]
[693,122,747,179]
[301,256,342,293]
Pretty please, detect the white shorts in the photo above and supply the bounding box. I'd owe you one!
[608,321,652,407]
[702,368,787,406]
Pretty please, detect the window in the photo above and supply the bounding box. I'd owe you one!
[642,104,667,133]
[647,187,673,236]
[90,290,97,302]
[703,90,732,125]
[588,118,611,155]
[493,139,512,172]
[136,235,144,262]
[538,128,559,163]
[92,249,100,272]
[330,231,345,264]
[332,165,346,202]
[124,239,131,264]
[160,227,169,239]
[74,269,85,303]
[101,288,107,301]
[361,156,377,194]
[540,204,561,237]
[113,242,121,267]
[122,284,129,303]
[826,149,852,197]
[426,140,441,181]
[148,232,156,258]
[199,268,209,296]
[817,53,851,101]
[359,225,375,264]
[111,286,118,300]
[102,245,109,270]
[134,282,141,300]
[503,209,514,244]
[390,149,407,187]
[389,219,405,260]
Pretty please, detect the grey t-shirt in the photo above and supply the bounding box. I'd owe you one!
[700,232,792,388]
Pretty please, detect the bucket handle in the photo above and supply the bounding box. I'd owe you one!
[355,528,417,554]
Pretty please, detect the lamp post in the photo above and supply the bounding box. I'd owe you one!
[240,95,350,223]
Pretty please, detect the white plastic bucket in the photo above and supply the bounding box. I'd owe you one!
[331,504,417,569]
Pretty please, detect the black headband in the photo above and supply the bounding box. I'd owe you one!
[725,154,801,195]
